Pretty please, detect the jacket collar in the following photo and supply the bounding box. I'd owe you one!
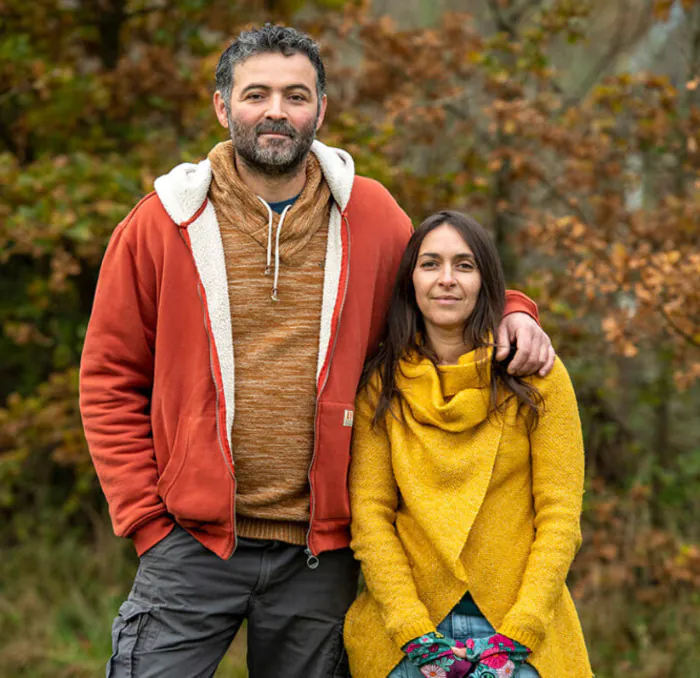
[154,140,355,226]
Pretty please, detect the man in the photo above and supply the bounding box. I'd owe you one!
[79,24,554,678]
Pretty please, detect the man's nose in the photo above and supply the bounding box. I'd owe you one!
[264,94,287,119]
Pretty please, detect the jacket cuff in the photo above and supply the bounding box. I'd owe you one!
[497,618,544,654]
[131,514,176,556]
[504,290,540,325]
[393,618,439,651]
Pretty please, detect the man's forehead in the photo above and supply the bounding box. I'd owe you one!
[232,52,317,90]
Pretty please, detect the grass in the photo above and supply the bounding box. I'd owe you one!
[0,524,247,678]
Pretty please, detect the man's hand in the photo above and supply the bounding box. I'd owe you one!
[495,311,555,377]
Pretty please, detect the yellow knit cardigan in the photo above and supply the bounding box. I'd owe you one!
[344,348,592,678]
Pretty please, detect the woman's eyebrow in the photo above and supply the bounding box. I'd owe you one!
[418,252,475,260]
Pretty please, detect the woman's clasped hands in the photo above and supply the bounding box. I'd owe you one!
[403,631,531,678]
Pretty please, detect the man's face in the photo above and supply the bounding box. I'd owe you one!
[214,52,327,176]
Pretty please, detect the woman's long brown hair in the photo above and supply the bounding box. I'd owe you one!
[360,210,542,428]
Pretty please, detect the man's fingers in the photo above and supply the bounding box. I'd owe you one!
[537,340,550,373]
[495,322,511,361]
[538,344,557,377]
[506,328,534,375]
[452,645,467,659]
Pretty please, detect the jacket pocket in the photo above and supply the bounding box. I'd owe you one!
[156,417,191,500]
[312,401,354,522]
[159,415,232,528]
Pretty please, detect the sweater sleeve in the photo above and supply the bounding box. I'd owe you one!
[79,211,173,552]
[349,386,437,649]
[504,290,540,324]
[497,358,585,651]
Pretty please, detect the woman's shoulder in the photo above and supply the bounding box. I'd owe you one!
[524,355,576,399]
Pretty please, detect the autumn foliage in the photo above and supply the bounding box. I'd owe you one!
[1,0,700,675]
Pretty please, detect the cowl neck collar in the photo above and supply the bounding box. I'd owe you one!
[396,346,493,432]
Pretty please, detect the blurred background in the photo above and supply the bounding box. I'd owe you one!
[1,0,699,676]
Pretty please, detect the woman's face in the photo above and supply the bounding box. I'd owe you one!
[412,223,482,337]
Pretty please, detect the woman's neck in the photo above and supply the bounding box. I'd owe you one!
[424,326,472,365]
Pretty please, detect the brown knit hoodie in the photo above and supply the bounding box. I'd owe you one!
[207,141,332,545]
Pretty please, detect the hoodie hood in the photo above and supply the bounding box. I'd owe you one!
[154,139,355,226]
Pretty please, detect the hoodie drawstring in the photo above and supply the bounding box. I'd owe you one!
[257,197,292,302]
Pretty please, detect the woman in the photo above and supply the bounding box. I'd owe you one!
[344,211,591,678]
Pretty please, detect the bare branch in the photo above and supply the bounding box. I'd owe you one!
[561,0,646,112]
[656,305,700,349]
[486,0,516,36]
[510,0,546,27]
[536,169,591,226]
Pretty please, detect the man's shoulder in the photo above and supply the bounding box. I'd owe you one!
[112,191,180,247]
[348,176,412,236]
[351,175,397,202]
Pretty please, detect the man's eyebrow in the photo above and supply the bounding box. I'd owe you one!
[240,84,270,95]
[240,83,313,95]
[286,84,313,95]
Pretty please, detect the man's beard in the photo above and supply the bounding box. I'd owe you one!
[228,111,318,177]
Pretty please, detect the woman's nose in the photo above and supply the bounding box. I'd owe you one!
[438,266,456,286]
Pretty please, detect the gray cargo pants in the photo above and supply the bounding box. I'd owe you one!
[107,525,358,678]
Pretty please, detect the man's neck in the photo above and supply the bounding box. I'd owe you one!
[234,152,308,203]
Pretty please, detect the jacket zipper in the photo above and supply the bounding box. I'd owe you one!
[179,229,238,558]
[305,208,352,569]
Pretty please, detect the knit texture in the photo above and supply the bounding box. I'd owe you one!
[207,141,332,545]
[344,349,592,678]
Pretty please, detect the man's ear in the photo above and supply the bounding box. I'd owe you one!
[316,94,328,131]
[213,91,229,129]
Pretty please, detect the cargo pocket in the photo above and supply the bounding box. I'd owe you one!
[106,599,159,678]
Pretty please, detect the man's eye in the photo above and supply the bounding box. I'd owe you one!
[289,94,306,102]
[246,93,263,100]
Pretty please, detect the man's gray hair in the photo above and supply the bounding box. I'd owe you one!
[215,23,326,111]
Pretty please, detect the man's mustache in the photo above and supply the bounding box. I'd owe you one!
[255,121,296,138]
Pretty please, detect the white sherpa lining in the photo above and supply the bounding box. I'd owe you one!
[154,160,212,225]
[154,140,355,442]
[310,140,355,384]
[185,202,236,454]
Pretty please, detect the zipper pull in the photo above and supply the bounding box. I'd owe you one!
[305,548,320,570]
